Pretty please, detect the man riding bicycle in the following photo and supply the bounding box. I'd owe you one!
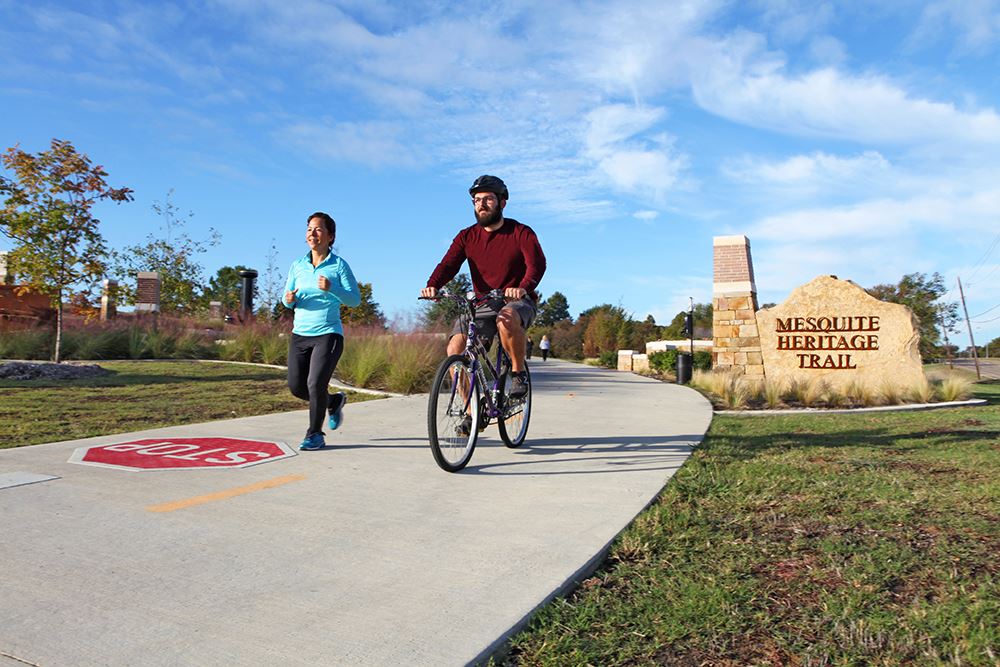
[420,175,546,401]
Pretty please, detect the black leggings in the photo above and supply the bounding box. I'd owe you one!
[288,333,344,436]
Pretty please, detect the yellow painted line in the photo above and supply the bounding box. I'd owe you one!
[146,474,306,513]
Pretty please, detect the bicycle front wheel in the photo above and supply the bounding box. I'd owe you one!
[498,366,531,448]
[427,354,480,472]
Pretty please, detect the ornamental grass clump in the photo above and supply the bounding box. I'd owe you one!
[336,329,390,389]
[762,379,784,408]
[719,372,752,409]
[843,378,873,407]
[879,379,902,406]
[221,327,264,363]
[935,375,972,402]
[907,376,934,404]
[385,333,439,394]
[799,378,829,408]
[0,329,51,360]
[258,332,287,365]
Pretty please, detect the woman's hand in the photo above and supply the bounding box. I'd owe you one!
[284,288,298,305]
[317,275,331,291]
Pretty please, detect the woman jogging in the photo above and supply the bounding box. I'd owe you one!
[281,211,361,450]
[540,334,551,361]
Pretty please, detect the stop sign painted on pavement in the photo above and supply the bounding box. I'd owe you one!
[69,437,296,471]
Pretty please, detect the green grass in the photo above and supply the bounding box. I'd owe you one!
[501,381,1000,666]
[0,360,379,449]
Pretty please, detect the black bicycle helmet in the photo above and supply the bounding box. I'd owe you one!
[469,175,509,201]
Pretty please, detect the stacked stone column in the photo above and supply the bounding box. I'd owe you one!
[712,235,764,379]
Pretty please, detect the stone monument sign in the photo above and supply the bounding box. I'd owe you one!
[756,275,923,390]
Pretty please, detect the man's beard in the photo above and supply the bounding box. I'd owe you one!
[475,206,503,228]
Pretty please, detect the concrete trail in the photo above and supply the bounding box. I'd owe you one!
[0,359,713,667]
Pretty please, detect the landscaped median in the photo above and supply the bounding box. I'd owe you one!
[498,381,999,665]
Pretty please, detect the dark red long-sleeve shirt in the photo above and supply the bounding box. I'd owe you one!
[426,217,546,299]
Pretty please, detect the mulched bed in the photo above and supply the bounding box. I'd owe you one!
[0,361,113,381]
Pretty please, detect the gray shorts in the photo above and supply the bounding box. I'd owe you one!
[450,297,537,344]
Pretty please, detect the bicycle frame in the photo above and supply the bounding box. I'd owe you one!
[464,310,510,422]
[430,290,511,425]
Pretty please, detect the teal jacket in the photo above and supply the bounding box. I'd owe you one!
[280,251,361,336]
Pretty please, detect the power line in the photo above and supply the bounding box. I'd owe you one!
[971,303,1000,319]
[966,231,1000,283]
[967,262,998,288]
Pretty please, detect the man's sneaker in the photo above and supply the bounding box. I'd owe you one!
[456,415,473,437]
[509,372,529,398]
[299,433,325,451]
[327,391,347,431]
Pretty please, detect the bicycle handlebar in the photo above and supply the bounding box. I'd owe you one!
[417,288,506,303]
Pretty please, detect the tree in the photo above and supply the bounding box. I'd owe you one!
[536,291,571,326]
[662,303,713,339]
[867,272,959,360]
[421,273,472,328]
[204,265,253,314]
[258,238,282,318]
[110,190,219,314]
[579,303,630,356]
[341,282,386,327]
[0,139,133,362]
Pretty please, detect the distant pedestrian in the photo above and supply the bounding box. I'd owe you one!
[281,211,361,451]
[526,337,534,359]
[540,334,551,361]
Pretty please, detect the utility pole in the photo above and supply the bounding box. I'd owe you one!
[957,277,981,380]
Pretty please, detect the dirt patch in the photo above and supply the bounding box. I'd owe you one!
[0,361,112,381]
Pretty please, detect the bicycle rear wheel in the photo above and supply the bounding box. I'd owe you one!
[498,366,531,448]
[427,354,480,472]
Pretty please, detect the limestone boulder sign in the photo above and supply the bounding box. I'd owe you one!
[756,275,923,390]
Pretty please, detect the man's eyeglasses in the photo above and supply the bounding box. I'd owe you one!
[472,195,497,206]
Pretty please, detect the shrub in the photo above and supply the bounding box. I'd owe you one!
[649,349,678,373]
[693,350,712,371]
[597,350,617,369]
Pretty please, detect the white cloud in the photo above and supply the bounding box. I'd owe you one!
[808,35,847,65]
[690,50,1000,147]
[912,0,1000,55]
[276,120,415,168]
[723,150,889,184]
[753,0,835,44]
[583,104,688,198]
[748,197,946,243]
[633,210,659,221]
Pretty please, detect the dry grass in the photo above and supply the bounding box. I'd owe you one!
[692,369,975,411]
[935,375,973,402]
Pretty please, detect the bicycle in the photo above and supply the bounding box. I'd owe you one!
[419,289,532,472]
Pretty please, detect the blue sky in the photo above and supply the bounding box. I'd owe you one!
[2,0,999,345]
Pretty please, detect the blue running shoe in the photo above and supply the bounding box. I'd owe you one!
[328,391,347,431]
[299,433,325,451]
